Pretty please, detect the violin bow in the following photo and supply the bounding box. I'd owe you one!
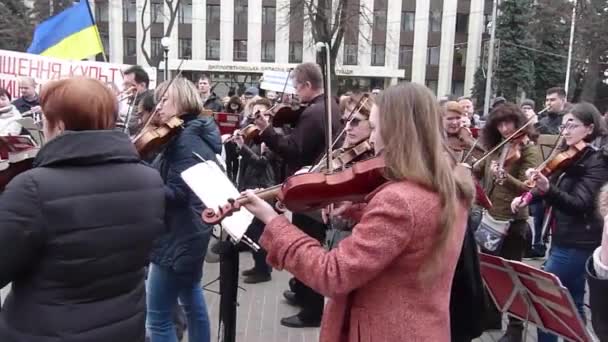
[133,60,185,140]
[308,95,370,172]
[472,115,537,169]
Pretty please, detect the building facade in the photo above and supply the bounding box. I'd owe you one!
[90,0,492,97]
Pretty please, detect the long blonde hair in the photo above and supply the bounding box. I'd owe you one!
[376,83,474,275]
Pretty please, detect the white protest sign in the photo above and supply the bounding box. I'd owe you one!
[0,49,156,98]
[260,70,296,94]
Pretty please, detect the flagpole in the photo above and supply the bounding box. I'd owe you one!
[84,0,108,62]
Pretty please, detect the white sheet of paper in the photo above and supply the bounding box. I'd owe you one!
[181,161,253,241]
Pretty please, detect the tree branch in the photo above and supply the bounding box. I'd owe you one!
[140,0,153,66]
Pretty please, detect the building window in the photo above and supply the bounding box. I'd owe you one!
[427,46,440,65]
[123,1,136,23]
[235,4,247,25]
[179,1,192,24]
[401,11,414,32]
[455,46,467,67]
[343,44,357,65]
[398,45,412,68]
[262,6,276,25]
[430,11,442,32]
[484,14,491,34]
[151,0,164,23]
[289,42,302,63]
[179,38,192,59]
[100,32,109,54]
[94,1,109,22]
[233,40,247,61]
[124,36,136,56]
[151,37,162,59]
[456,13,469,33]
[426,80,438,94]
[207,5,220,24]
[373,9,387,31]
[371,44,385,66]
[262,41,275,62]
[206,39,220,60]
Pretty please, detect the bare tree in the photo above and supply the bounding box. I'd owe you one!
[0,0,33,52]
[284,0,372,91]
[140,0,182,68]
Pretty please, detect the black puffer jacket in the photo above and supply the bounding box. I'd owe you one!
[0,130,165,342]
[236,142,278,191]
[541,146,608,250]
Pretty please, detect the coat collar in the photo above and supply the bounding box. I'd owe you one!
[34,130,140,168]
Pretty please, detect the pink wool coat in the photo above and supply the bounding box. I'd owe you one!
[260,181,469,342]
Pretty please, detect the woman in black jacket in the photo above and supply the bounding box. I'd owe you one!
[0,77,166,342]
[512,102,608,342]
[147,77,222,342]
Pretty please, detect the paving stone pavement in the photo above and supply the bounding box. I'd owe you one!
[197,254,561,342]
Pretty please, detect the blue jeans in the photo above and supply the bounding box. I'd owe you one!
[537,246,591,342]
[146,263,210,342]
[529,199,546,252]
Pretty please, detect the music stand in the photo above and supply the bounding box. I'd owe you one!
[181,159,260,342]
[479,253,592,342]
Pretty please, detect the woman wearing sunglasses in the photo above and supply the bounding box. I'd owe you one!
[511,102,608,342]
[323,93,375,249]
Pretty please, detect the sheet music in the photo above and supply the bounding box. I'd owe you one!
[181,160,253,242]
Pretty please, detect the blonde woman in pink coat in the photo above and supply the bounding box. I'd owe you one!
[242,82,475,342]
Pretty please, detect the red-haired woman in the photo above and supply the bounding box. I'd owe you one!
[0,77,165,342]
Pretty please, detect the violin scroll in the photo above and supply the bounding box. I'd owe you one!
[202,198,243,225]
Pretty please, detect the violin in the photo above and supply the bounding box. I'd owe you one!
[0,135,39,190]
[265,101,308,127]
[495,131,529,185]
[132,116,183,158]
[311,140,373,172]
[224,124,260,145]
[202,156,387,225]
[447,127,486,163]
[524,140,586,188]
[202,154,494,225]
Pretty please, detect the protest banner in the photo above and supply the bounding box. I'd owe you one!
[0,49,156,98]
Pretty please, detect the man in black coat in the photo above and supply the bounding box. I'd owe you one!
[537,87,568,135]
[12,77,40,116]
[254,62,341,328]
[197,74,223,112]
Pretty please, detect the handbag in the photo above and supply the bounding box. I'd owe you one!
[474,211,511,252]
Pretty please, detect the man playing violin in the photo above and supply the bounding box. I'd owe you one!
[252,62,341,328]
[119,66,152,135]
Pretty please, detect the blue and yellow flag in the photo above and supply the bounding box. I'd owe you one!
[27,1,104,60]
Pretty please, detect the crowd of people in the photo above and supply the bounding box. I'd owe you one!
[0,61,607,342]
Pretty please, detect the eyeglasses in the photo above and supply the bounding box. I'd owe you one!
[341,117,366,127]
[558,123,583,131]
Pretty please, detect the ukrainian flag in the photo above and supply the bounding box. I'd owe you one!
[27,1,104,60]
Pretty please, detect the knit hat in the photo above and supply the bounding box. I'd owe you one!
[521,99,535,108]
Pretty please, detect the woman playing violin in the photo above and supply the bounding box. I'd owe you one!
[443,101,484,164]
[511,103,608,342]
[473,102,542,341]
[146,77,221,342]
[324,93,375,248]
[241,82,475,341]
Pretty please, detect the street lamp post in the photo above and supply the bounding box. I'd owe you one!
[564,0,578,98]
[160,37,171,81]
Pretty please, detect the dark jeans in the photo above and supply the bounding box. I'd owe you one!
[224,142,239,183]
[245,217,271,275]
[537,246,592,342]
[483,219,530,333]
[529,198,547,252]
[290,213,326,322]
